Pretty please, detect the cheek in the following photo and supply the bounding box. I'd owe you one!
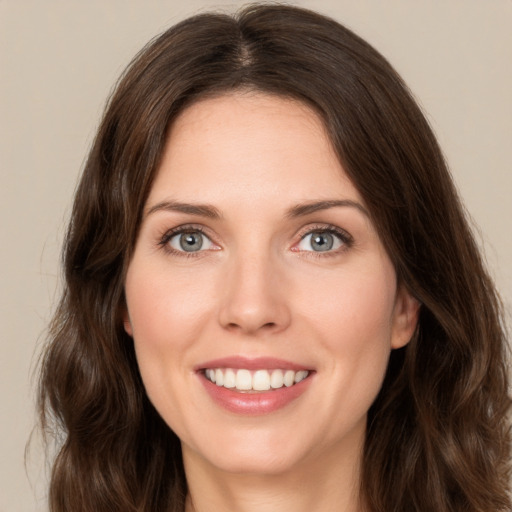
[304,263,396,348]
[124,263,220,427]
[124,263,219,397]
[126,264,212,342]
[300,262,397,401]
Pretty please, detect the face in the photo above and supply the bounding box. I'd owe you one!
[124,92,418,477]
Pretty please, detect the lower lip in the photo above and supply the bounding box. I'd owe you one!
[199,373,313,415]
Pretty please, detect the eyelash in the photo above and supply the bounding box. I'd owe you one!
[157,223,354,258]
[293,224,354,257]
[158,224,213,258]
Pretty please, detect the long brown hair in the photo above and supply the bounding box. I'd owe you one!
[38,4,511,511]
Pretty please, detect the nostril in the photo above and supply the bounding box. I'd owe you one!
[225,321,277,332]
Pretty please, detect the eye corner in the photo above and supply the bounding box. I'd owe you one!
[292,224,354,255]
[157,224,220,256]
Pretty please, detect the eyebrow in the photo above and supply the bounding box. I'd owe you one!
[145,198,369,220]
[145,200,222,219]
[285,199,369,218]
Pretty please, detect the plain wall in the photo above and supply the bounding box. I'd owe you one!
[1,1,511,510]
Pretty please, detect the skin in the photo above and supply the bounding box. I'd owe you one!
[124,92,419,512]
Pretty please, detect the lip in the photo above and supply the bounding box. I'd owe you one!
[196,356,314,415]
[194,356,310,372]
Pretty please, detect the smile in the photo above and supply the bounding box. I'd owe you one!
[204,368,310,392]
[196,357,314,414]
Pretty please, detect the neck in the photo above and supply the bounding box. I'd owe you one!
[183,434,366,512]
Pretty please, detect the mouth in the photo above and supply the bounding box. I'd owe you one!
[196,357,314,414]
[202,368,310,392]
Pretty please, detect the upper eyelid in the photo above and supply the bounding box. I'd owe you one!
[157,222,353,250]
[295,223,353,241]
[159,224,212,245]
[292,223,354,254]
[161,223,207,236]
[159,225,219,256]
[160,223,351,237]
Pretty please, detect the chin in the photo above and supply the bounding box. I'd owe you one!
[202,448,306,477]
[182,423,316,476]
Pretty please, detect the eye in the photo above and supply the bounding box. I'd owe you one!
[167,230,215,253]
[296,229,348,252]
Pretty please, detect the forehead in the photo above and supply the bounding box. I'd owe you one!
[148,92,361,207]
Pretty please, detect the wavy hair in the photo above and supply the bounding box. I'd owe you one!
[38,4,511,511]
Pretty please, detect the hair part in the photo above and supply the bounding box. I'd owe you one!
[38,4,511,511]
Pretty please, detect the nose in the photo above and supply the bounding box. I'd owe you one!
[218,251,291,336]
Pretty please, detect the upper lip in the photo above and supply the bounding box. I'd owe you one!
[194,356,312,372]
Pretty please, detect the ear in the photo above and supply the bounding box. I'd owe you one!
[390,285,420,349]
[123,309,133,337]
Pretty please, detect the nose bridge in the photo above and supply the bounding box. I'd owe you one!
[218,244,290,335]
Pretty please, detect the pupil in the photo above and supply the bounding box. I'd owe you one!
[180,233,202,252]
[311,232,333,251]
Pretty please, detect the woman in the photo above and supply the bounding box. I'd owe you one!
[38,4,511,511]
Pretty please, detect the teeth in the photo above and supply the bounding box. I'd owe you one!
[223,368,236,388]
[236,369,252,390]
[295,370,309,383]
[204,368,309,391]
[253,370,271,391]
[283,370,295,387]
[270,369,284,389]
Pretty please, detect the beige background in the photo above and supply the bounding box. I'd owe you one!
[1,1,511,510]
